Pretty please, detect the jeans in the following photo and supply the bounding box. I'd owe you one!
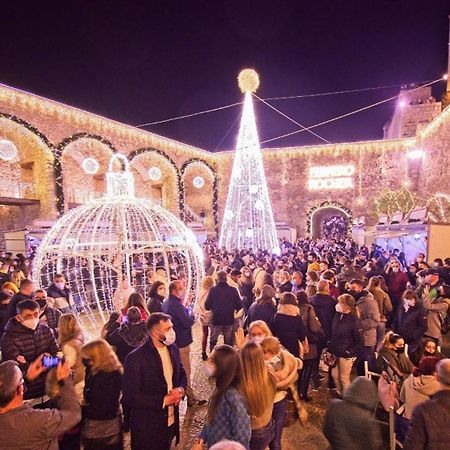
[250,420,275,450]
[269,398,287,450]
[209,325,234,351]
[201,325,209,353]
[179,345,194,401]
[299,359,315,398]
[331,357,356,394]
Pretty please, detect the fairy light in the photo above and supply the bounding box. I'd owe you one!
[219,69,278,252]
[32,153,204,329]
[82,157,99,174]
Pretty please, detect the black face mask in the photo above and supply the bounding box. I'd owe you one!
[36,299,47,309]
[395,347,405,354]
[423,350,435,356]
[82,357,91,367]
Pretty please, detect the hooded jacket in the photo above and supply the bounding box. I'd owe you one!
[106,321,148,364]
[0,318,60,399]
[400,374,440,420]
[356,293,381,347]
[323,376,383,450]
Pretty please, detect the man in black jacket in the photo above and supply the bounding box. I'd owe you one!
[403,358,450,450]
[205,271,243,351]
[122,313,187,450]
[0,299,60,402]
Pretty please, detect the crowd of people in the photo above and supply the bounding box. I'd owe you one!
[0,240,449,450]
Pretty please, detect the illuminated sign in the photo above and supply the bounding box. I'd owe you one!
[308,164,355,190]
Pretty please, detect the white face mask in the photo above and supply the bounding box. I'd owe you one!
[392,268,399,273]
[55,282,65,290]
[205,361,216,377]
[21,317,39,330]
[252,335,265,345]
[335,303,345,314]
[159,328,176,346]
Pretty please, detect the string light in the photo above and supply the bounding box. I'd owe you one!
[32,153,204,329]
[407,149,425,160]
[219,70,278,252]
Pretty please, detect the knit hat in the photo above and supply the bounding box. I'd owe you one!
[413,356,440,377]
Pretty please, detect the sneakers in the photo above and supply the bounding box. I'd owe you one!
[202,352,208,361]
[187,399,207,408]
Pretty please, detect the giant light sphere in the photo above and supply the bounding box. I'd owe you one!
[33,154,204,330]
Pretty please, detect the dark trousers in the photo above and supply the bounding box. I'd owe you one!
[250,420,275,450]
[356,345,375,376]
[209,325,234,351]
[299,359,315,398]
[269,398,287,450]
[201,325,209,353]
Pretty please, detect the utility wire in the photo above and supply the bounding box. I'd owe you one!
[253,93,331,144]
[260,78,442,146]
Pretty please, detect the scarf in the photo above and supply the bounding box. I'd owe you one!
[277,304,299,317]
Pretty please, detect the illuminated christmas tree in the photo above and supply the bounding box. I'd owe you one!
[219,69,279,252]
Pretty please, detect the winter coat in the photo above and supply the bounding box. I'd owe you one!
[422,293,450,340]
[400,374,440,420]
[385,271,409,300]
[83,368,122,420]
[0,318,60,399]
[4,292,33,323]
[147,294,164,314]
[356,294,381,347]
[39,305,62,336]
[368,287,392,322]
[47,284,74,311]
[106,321,148,364]
[246,301,277,328]
[199,387,251,450]
[298,303,324,359]
[205,282,243,326]
[376,347,413,380]
[195,288,212,326]
[323,377,383,450]
[239,283,255,314]
[271,305,306,358]
[328,313,363,358]
[395,304,428,347]
[0,380,81,450]
[310,293,336,342]
[161,295,194,348]
[122,339,187,450]
[403,390,450,450]
[272,349,302,401]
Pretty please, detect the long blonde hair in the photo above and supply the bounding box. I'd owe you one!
[81,339,123,375]
[11,270,25,288]
[201,275,215,291]
[240,341,276,417]
[58,313,84,346]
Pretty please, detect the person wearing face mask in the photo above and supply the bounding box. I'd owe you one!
[147,281,166,313]
[328,294,363,395]
[394,290,427,353]
[376,332,413,381]
[0,299,60,402]
[162,280,206,408]
[122,313,187,450]
[409,337,444,367]
[34,289,62,337]
[193,345,251,450]
[47,274,74,314]
[385,262,409,328]
[246,285,277,329]
[80,339,123,450]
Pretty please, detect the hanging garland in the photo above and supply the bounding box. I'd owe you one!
[306,201,353,236]
[129,147,183,218]
[180,158,219,234]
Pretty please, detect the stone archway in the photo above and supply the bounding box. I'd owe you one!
[307,201,352,239]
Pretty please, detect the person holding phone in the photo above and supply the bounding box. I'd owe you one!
[0,356,81,450]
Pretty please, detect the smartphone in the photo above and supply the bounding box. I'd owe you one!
[42,355,63,369]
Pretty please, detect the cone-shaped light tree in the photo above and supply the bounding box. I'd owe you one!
[219,69,279,253]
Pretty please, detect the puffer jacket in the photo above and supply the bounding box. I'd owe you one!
[106,321,148,364]
[323,376,383,450]
[328,313,363,358]
[400,374,440,420]
[403,390,450,450]
[395,304,427,347]
[0,318,60,399]
[356,294,381,347]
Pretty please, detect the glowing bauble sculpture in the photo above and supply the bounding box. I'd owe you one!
[33,154,204,330]
[148,166,162,181]
[193,176,205,189]
[0,139,18,161]
[82,157,100,174]
[219,69,278,252]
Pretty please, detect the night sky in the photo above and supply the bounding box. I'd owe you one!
[1,1,449,150]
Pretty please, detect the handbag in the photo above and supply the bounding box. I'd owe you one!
[323,351,337,368]
[378,371,400,412]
